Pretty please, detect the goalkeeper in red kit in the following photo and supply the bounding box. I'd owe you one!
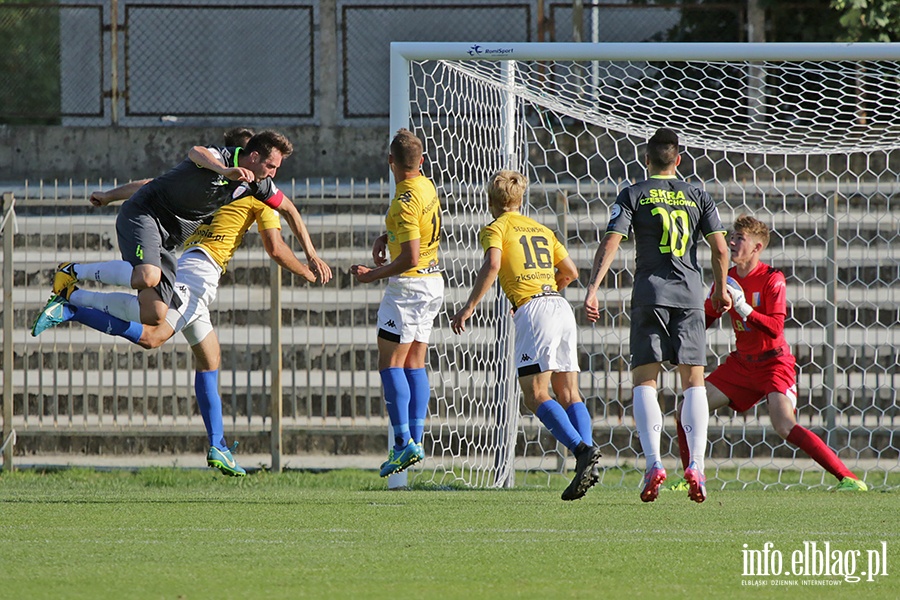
[672,215,867,491]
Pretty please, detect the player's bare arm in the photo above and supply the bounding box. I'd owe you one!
[450,247,502,334]
[188,146,254,182]
[554,256,579,291]
[707,231,732,313]
[275,197,333,283]
[584,232,622,323]
[371,234,388,266]
[260,228,317,283]
[351,238,419,284]
[89,178,152,207]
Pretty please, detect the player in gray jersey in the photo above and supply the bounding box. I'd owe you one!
[584,128,731,504]
[45,131,310,328]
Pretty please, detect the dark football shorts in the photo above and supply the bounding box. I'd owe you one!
[629,305,706,368]
[116,198,178,308]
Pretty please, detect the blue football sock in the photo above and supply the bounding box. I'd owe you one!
[535,399,582,453]
[195,370,226,450]
[380,367,411,449]
[70,305,143,344]
[405,368,430,444]
[565,402,594,446]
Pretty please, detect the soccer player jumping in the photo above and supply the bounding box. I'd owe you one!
[670,215,867,492]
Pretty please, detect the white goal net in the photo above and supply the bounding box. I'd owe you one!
[391,42,900,490]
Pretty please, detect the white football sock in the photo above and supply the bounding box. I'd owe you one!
[75,260,133,287]
[69,289,141,322]
[633,385,663,470]
[681,386,709,472]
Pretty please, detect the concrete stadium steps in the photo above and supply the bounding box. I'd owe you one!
[11,415,897,461]
[5,185,898,455]
[8,361,899,418]
[10,282,900,332]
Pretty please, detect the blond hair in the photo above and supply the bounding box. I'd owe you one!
[733,214,770,249]
[487,170,527,212]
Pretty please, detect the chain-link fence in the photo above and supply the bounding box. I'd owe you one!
[2,1,837,126]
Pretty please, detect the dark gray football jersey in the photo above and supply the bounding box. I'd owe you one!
[606,175,725,309]
[127,146,284,247]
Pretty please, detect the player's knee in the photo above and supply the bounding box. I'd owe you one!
[773,420,794,440]
[139,307,166,327]
[554,389,581,408]
[131,266,161,290]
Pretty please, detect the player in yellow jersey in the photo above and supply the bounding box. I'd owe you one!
[31,129,332,475]
[351,129,443,478]
[450,170,602,501]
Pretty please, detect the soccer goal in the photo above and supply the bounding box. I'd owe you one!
[389,42,900,490]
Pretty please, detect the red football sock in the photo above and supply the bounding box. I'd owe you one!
[675,419,690,471]
[786,424,856,481]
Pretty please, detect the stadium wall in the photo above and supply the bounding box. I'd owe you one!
[0,125,387,182]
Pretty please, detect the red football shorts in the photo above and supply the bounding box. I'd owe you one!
[706,352,797,413]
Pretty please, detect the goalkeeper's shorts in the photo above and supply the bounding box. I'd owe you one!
[706,351,797,412]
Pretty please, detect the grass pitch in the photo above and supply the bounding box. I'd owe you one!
[1,468,897,599]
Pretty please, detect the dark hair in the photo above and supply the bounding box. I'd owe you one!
[223,127,254,147]
[646,127,679,169]
[390,128,423,171]
[244,130,293,159]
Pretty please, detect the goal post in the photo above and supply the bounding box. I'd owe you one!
[390,42,900,490]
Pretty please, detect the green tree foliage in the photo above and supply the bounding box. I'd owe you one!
[654,1,844,43]
[832,0,900,41]
[0,2,61,124]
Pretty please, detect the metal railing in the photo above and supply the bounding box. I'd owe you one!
[2,178,898,478]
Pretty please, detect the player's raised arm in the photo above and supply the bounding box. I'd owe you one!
[188,146,254,182]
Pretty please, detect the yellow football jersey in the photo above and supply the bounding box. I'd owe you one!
[480,212,568,308]
[182,196,282,273]
[385,175,442,277]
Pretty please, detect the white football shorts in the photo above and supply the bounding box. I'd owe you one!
[376,275,444,344]
[165,249,221,346]
[512,295,580,377]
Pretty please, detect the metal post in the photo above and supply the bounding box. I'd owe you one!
[572,0,583,42]
[746,0,766,125]
[110,0,119,125]
[824,191,838,444]
[2,193,15,471]
[492,60,520,488]
[554,190,570,474]
[270,262,283,472]
[388,45,411,489]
